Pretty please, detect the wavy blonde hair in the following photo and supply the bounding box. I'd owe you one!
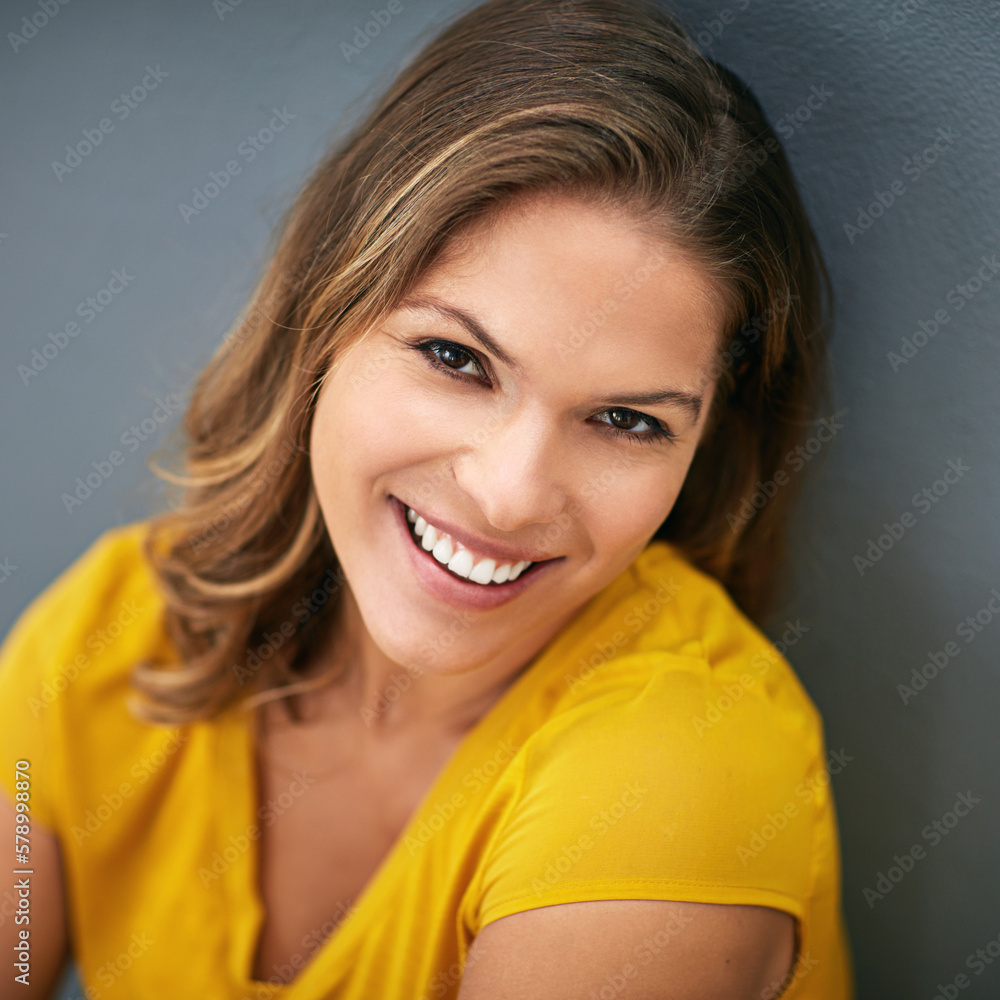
[130,0,834,726]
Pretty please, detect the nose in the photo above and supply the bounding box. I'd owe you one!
[452,400,569,536]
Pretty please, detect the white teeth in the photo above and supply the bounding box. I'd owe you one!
[446,549,475,578]
[431,536,454,564]
[421,524,438,551]
[469,558,496,584]
[404,505,535,587]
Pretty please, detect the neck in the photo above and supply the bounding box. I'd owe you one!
[289,587,533,743]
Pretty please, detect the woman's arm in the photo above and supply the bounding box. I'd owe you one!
[0,792,69,1000]
[457,898,795,1000]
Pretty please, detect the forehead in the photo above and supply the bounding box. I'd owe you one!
[411,192,728,381]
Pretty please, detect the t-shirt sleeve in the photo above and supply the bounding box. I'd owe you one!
[472,655,820,933]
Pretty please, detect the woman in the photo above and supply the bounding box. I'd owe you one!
[0,0,854,997]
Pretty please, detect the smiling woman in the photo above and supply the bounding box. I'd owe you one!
[0,0,854,998]
[311,194,727,635]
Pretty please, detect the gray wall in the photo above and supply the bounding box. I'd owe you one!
[2,1,997,997]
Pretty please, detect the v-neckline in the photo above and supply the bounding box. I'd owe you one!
[220,635,569,994]
[213,556,644,996]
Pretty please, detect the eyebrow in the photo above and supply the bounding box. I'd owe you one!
[397,295,704,424]
[399,296,525,374]
[593,387,703,424]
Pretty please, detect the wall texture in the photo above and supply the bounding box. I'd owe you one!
[2,1,997,998]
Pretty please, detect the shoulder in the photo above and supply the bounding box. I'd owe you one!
[554,539,824,762]
[0,518,165,703]
[1,518,157,651]
[470,541,827,933]
[0,520,172,827]
[505,643,819,903]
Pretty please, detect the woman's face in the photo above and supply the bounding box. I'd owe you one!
[309,191,726,681]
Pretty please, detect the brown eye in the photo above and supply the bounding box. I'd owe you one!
[596,407,676,446]
[417,339,488,380]
[439,344,473,369]
[608,408,640,429]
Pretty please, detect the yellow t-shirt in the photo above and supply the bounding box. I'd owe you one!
[0,519,854,999]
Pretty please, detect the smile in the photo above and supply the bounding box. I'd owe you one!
[405,504,535,585]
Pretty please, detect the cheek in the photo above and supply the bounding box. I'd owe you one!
[581,459,688,547]
[311,368,463,488]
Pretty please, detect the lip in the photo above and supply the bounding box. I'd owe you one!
[390,495,563,611]
[402,500,554,565]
